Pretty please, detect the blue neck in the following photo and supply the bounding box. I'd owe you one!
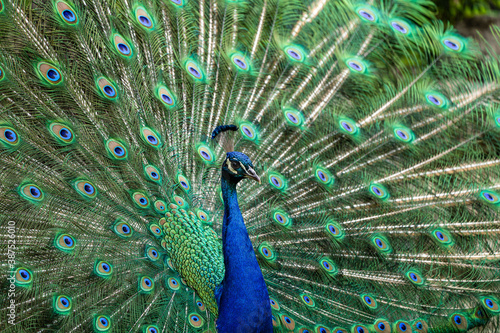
[216,175,272,332]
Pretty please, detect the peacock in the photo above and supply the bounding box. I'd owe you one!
[0,0,500,331]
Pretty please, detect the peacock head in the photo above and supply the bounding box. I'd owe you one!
[212,124,261,185]
[222,151,261,184]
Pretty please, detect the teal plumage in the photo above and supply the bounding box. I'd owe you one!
[0,0,499,331]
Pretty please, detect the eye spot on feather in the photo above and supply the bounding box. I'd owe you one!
[230,52,251,72]
[146,325,159,333]
[338,117,360,136]
[258,242,277,262]
[185,60,204,81]
[431,228,454,247]
[283,108,304,127]
[96,77,118,100]
[371,235,392,254]
[95,260,113,277]
[240,122,258,141]
[37,62,63,85]
[0,126,20,146]
[197,144,215,163]
[114,221,133,238]
[326,221,345,240]
[49,123,75,144]
[56,1,78,25]
[196,299,206,311]
[156,85,177,108]
[283,44,307,63]
[394,321,411,332]
[106,139,128,160]
[319,258,337,276]
[412,319,428,332]
[132,192,150,208]
[361,294,377,309]
[424,91,451,110]
[268,173,287,191]
[112,34,133,58]
[19,184,44,202]
[14,267,33,286]
[154,200,167,214]
[139,276,154,293]
[347,60,363,72]
[197,209,208,222]
[94,315,111,331]
[149,223,162,237]
[369,183,390,201]
[374,319,391,333]
[54,295,72,314]
[167,277,180,290]
[140,127,162,148]
[144,165,161,183]
[169,0,185,7]
[135,7,154,30]
[55,234,76,252]
[173,195,188,208]
[280,314,295,330]
[356,6,377,22]
[391,21,408,34]
[393,125,415,143]
[177,175,191,192]
[300,293,315,307]
[74,180,97,199]
[269,297,280,310]
[316,326,330,333]
[441,36,464,52]
[188,313,204,328]
[146,246,160,261]
[406,269,424,285]
[479,190,500,206]
[273,210,292,228]
[449,314,468,331]
[427,94,441,106]
[481,297,500,314]
[315,166,334,186]
[272,316,279,327]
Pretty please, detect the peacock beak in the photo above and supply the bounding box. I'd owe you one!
[245,167,261,184]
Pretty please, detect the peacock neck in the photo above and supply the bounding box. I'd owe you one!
[218,175,272,332]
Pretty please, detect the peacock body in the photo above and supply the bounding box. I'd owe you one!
[0,0,499,331]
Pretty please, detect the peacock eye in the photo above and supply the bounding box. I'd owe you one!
[231,161,239,170]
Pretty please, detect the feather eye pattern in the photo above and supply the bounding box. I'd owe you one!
[54,234,76,252]
[94,260,113,278]
[1,0,500,331]
[48,122,75,144]
[53,295,72,315]
[36,62,63,85]
[94,315,111,332]
[112,33,134,59]
[96,77,118,100]
[106,139,128,160]
[113,220,133,238]
[13,267,33,287]
[18,184,44,202]
[73,180,97,199]
[54,1,79,25]
[0,125,20,147]
[156,84,177,108]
